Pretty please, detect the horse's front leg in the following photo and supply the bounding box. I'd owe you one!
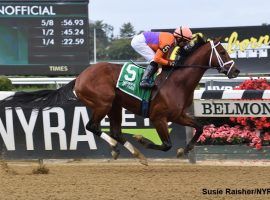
[171,113,203,157]
[134,117,172,152]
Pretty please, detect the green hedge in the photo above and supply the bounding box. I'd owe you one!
[0,77,12,91]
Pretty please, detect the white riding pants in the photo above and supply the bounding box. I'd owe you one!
[131,33,155,62]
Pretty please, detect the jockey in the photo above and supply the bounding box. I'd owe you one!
[131,26,193,88]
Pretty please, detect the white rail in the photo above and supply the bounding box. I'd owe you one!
[8,76,270,85]
[8,77,75,85]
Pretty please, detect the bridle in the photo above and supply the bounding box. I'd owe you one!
[174,40,235,71]
[209,40,235,75]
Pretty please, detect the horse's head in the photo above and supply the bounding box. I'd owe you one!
[208,38,240,78]
[174,35,240,78]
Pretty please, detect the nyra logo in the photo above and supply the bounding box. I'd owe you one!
[206,86,233,90]
[0,107,96,151]
[0,107,152,151]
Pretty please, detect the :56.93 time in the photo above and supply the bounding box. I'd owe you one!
[61,19,84,26]
[62,38,85,45]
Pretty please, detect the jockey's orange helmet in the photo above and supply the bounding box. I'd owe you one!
[173,26,193,42]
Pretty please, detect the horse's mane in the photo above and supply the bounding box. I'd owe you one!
[174,35,208,66]
[187,35,208,54]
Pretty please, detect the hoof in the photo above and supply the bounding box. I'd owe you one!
[176,148,185,158]
[139,158,148,166]
[133,135,143,141]
[111,150,120,160]
[133,135,147,146]
[111,146,120,160]
[132,147,148,166]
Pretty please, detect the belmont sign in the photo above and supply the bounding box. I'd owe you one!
[194,100,270,117]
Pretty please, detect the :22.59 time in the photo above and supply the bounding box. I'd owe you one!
[62,38,85,45]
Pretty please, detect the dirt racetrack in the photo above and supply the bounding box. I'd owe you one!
[1,159,270,200]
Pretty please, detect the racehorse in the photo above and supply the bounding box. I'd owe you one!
[0,35,239,165]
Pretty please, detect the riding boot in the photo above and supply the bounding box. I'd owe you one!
[140,61,158,88]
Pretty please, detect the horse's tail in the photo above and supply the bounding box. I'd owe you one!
[0,79,77,109]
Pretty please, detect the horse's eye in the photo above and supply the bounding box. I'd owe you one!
[220,51,226,55]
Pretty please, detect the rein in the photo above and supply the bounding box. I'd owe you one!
[174,64,213,70]
[151,64,212,101]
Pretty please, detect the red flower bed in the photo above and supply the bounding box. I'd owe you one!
[198,124,262,149]
[234,77,270,90]
[198,78,270,149]
[230,78,270,132]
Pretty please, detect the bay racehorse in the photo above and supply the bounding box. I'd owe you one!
[0,35,239,165]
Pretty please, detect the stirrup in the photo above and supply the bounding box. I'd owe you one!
[140,80,154,88]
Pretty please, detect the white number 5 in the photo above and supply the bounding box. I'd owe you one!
[124,65,136,81]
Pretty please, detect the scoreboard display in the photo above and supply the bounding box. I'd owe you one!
[0,0,90,75]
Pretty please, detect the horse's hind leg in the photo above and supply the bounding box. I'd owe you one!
[79,94,119,149]
[86,107,117,148]
[107,103,148,165]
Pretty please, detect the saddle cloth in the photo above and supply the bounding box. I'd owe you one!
[116,62,152,102]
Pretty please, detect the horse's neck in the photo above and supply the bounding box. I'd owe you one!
[175,45,211,91]
[180,66,207,92]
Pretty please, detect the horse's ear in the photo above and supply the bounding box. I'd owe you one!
[214,36,223,43]
[192,34,207,44]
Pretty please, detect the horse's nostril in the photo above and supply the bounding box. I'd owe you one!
[233,71,239,78]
